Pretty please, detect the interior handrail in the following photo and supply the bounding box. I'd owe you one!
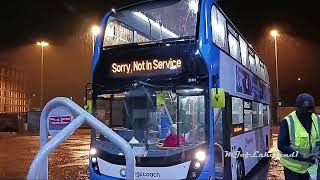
[214,142,224,167]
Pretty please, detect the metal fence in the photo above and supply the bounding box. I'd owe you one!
[0,112,27,132]
[0,110,88,133]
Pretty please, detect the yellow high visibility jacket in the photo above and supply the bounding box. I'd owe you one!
[279,111,320,173]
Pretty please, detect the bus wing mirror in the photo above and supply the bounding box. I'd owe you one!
[211,88,225,108]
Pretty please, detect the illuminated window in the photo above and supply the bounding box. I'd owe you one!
[239,37,249,68]
[228,34,240,61]
[265,67,270,84]
[135,33,150,43]
[260,63,266,81]
[103,0,197,47]
[258,103,264,127]
[263,105,270,126]
[249,55,255,73]
[211,6,228,51]
[104,21,133,46]
[243,101,252,131]
[252,102,259,129]
[255,55,260,77]
[232,97,243,124]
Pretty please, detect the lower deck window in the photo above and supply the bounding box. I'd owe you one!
[252,102,259,129]
[243,101,252,131]
[231,97,269,133]
[231,97,243,124]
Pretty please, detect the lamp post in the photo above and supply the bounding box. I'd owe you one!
[270,30,280,105]
[36,41,49,109]
[91,25,100,55]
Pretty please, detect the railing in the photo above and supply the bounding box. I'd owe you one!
[214,143,224,167]
[27,97,135,180]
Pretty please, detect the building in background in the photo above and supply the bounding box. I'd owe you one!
[0,65,27,113]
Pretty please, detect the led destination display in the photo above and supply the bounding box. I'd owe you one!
[111,58,182,76]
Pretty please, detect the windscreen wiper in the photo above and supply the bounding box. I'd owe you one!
[158,36,195,43]
[136,81,165,88]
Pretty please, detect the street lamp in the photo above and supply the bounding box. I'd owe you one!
[270,29,280,105]
[36,41,49,109]
[91,25,100,55]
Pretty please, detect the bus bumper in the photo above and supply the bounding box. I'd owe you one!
[196,171,212,180]
[90,165,124,180]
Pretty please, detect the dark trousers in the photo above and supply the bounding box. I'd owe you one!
[284,167,309,180]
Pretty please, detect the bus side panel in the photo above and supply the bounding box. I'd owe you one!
[262,126,271,151]
[219,51,253,101]
[230,131,259,179]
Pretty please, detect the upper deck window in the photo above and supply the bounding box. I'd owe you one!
[265,66,270,84]
[211,5,270,85]
[103,0,199,47]
[239,36,249,68]
[227,24,240,62]
[228,34,240,61]
[211,6,228,51]
[260,62,265,81]
[249,55,255,73]
[255,54,260,76]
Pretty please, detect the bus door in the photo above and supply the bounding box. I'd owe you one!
[214,93,232,180]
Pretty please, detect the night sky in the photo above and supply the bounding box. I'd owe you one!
[0,0,319,107]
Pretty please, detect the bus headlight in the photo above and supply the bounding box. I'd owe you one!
[90,148,100,175]
[90,148,97,155]
[195,151,206,161]
[194,161,201,169]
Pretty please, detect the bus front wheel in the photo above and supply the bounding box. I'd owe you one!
[236,157,245,180]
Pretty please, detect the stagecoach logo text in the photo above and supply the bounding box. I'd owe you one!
[111,58,182,74]
[119,168,161,178]
[136,171,161,178]
[119,168,126,177]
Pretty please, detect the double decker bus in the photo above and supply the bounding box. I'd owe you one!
[89,0,271,179]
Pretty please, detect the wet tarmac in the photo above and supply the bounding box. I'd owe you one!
[0,129,284,180]
[248,134,285,180]
[0,129,90,180]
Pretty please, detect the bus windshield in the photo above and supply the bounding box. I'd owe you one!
[95,87,206,153]
[103,0,199,47]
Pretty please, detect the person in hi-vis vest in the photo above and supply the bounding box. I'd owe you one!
[278,93,320,180]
